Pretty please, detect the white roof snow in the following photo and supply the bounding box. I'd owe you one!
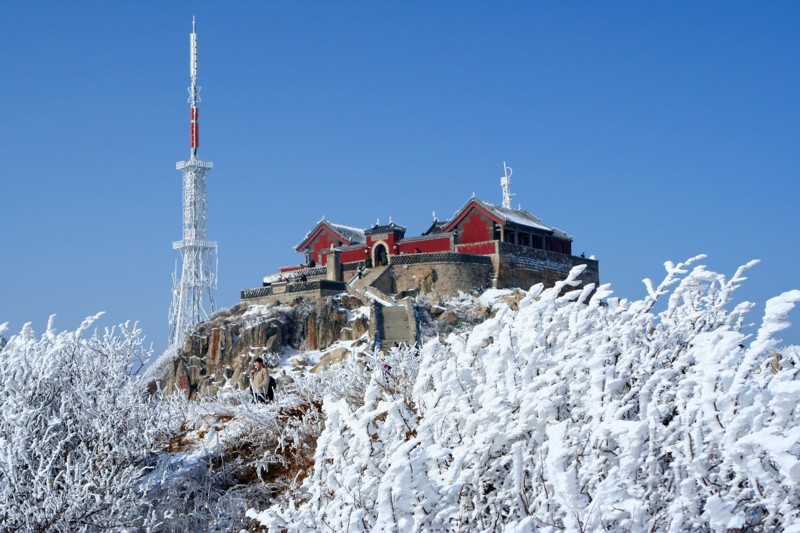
[296,220,366,249]
[449,197,570,238]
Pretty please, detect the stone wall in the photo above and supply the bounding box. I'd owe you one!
[247,247,597,306]
[343,261,367,272]
[390,254,494,296]
[272,266,327,282]
[497,242,600,291]
[369,267,396,295]
[241,280,347,306]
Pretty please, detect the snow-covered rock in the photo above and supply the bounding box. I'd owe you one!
[152,295,370,399]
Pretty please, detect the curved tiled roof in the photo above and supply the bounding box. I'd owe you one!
[295,219,366,250]
[328,222,366,243]
[444,197,572,240]
[364,222,407,236]
[478,200,551,232]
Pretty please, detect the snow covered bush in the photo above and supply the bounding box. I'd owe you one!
[138,371,329,531]
[0,314,179,531]
[250,256,800,532]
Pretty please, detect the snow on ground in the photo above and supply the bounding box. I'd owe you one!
[281,336,371,372]
[475,287,517,307]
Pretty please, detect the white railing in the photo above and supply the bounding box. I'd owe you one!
[173,238,218,249]
[176,159,214,170]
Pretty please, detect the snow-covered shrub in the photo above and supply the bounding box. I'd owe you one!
[140,370,328,531]
[0,315,179,531]
[251,257,800,532]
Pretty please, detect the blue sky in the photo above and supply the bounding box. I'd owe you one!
[1,2,798,351]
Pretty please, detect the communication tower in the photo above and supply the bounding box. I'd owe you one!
[169,17,217,347]
[501,161,514,209]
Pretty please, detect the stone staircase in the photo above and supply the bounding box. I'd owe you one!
[380,301,417,347]
[349,265,388,290]
[347,266,418,349]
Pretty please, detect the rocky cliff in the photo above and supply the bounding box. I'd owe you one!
[152,288,511,400]
[154,295,369,399]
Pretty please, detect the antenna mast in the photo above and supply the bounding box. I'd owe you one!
[501,161,514,209]
[189,16,200,158]
[169,17,218,347]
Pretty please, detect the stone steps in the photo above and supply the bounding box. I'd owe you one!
[350,265,388,290]
[347,265,418,348]
[381,304,416,347]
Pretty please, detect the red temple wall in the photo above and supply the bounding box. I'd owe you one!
[398,236,451,254]
[457,241,497,255]
[457,209,492,245]
[340,247,367,264]
[309,230,340,265]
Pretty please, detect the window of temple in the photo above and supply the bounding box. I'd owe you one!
[531,235,543,249]
[504,230,516,244]
[547,239,564,253]
[518,233,530,247]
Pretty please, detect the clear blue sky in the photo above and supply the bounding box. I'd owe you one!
[2,2,798,351]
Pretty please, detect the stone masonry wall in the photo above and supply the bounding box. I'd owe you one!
[391,261,494,296]
[241,280,347,306]
[497,242,600,291]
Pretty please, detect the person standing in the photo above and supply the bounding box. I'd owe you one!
[250,357,272,403]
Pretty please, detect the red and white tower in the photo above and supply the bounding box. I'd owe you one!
[169,17,217,347]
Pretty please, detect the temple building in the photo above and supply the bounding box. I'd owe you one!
[292,196,575,269]
[241,182,599,307]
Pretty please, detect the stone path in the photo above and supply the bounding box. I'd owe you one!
[347,265,417,348]
[380,303,416,347]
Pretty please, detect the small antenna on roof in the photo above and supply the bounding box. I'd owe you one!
[501,161,514,209]
[432,211,437,221]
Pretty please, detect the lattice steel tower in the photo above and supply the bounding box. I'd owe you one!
[169,17,217,347]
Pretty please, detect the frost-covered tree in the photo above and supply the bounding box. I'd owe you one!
[250,257,800,532]
[136,365,341,532]
[0,314,179,531]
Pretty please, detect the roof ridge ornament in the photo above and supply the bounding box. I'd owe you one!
[501,161,514,209]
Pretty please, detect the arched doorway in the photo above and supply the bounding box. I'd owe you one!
[374,243,388,267]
